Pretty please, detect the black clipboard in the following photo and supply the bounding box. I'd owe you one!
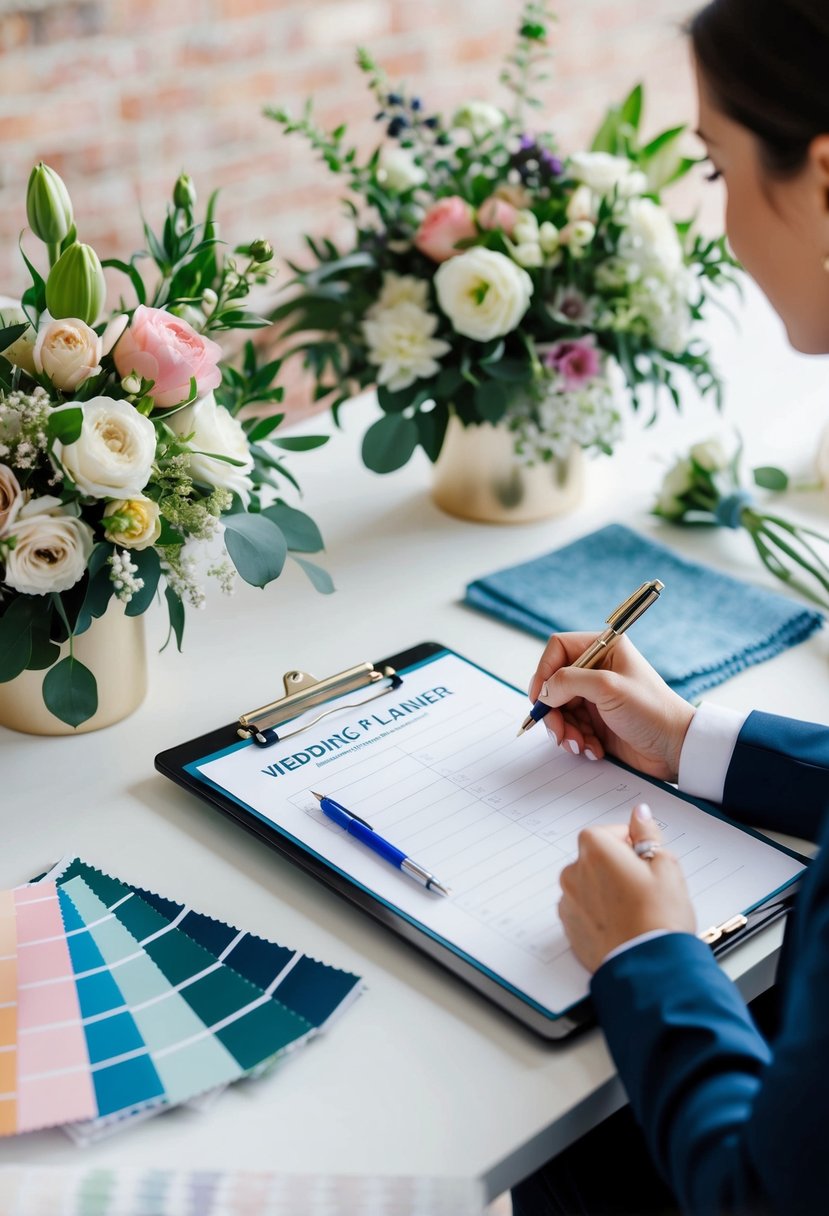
[155,641,804,1041]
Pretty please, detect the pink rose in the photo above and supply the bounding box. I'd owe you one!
[477,196,519,238]
[414,196,477,263]
[543,336,601,390]
[113,305,223,408]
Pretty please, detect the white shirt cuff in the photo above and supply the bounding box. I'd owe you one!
[677,702,749,804]
[601,929,670,967]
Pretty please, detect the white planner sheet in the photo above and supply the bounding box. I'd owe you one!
[192,652,805,1015]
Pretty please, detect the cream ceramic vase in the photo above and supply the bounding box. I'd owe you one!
[431,415,585,524]
[0,601,147,736]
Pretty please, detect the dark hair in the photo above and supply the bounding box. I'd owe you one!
[689,0,829,176]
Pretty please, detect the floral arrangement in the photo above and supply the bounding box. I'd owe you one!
[654,438,829,609]
[268,1,737,475]
[0,165,329,728]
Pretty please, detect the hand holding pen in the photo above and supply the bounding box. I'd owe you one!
[519,580,663,738]
[517,581,696,783]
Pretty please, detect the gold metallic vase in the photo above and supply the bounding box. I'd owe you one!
[431,415,584,524]
[0,601,147,736]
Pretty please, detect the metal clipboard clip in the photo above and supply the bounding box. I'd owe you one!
[237,662,403,748]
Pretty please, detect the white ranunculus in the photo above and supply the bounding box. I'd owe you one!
[512,210,539,246]
[34,316,103,391]
[0,300,36,375]
[510,242,543,269]
[618,198,683,274]
[568,151,635,196]
[362,301,451,392]
[435,248,533,342]
[3,496,93,594]
[453,100,506,140]
[166,391,254,503]
[378,147,426,193]
[538,222,560,255]
[52,396,156,499]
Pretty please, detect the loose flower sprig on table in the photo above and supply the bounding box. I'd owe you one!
[268,1,737,475]
[0,165,330,728]
[654,438,829,610]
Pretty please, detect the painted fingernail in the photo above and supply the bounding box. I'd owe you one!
[584,748,597,761]
[567,739,580,755]
[634,803,653,822]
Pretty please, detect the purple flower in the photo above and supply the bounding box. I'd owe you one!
[543,336,601,390]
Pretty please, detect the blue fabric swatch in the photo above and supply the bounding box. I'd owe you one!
[464,523,824,701]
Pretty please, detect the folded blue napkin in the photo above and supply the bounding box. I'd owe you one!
[464,523,824,701]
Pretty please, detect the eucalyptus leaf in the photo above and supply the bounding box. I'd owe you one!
[269,434,329,452]
[474,380,510,424]
[42,655,98,727]
[415,403,450,464]
[163,585,185,652]
[0,597,37,681]
[361,414,419,474]
[753,465,790,492]
[246,414,286,443]
[262,504,323,553]
[223,513,288,587]
[292,556,335,594]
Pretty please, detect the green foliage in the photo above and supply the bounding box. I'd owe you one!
[43,655,97,728]
[223,513,288,587]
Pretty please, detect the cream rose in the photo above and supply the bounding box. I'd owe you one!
[0,464,22,536]
[166,391,254,503]
[3,496,93,595]
[34,316,102,391]
[103,496,162,550]
[52,396,156,499]
[434,247,533,342]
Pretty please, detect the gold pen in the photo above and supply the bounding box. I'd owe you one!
[517,579,664,736]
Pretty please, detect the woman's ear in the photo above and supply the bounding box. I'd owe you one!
[808,134,829,211]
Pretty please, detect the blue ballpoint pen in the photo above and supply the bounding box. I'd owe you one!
[311,792,451,897]
[517,579,664,736]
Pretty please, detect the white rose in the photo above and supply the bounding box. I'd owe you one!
[568,151,634,195]
[3,496,93,594]
[378,147,426,193]
[619,198,683,274]
[52,396,156,499]
[34,316,103,391]
[453,100,506,140]
[166,391,254,503]
[103,496,162,550]
[0,300,36,375]
[435,248,533,342]
[690,438,728,472]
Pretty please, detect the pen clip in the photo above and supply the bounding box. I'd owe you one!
[343,809,374,829]
[606,579,664,631]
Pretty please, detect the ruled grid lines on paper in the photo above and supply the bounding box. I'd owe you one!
[196,651,805,1014]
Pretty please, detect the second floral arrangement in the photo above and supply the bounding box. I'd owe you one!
[270,2,738,476]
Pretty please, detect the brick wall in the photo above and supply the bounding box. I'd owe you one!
[0,0,714,403]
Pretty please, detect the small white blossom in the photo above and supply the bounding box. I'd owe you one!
[108,548,145,604]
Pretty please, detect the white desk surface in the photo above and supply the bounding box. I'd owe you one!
[2,281,828,1200]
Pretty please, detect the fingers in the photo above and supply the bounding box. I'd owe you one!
[628,803,663,850]
[530,632,608,701]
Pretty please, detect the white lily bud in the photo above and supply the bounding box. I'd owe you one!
[121,373,142,395]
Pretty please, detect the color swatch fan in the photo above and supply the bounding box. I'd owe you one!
[0,862,361,1139]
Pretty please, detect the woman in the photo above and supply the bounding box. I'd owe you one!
[512,1,829,1213]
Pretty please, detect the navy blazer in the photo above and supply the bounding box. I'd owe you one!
[591,710,829,1216]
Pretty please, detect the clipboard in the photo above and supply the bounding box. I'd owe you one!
[155,641,805,1041]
